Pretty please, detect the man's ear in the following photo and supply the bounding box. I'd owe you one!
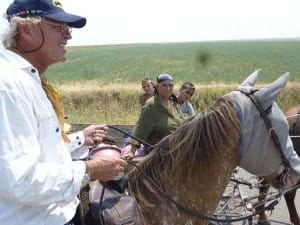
[17,23,36,42]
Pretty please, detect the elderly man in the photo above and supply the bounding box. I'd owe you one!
[0,0,127,224]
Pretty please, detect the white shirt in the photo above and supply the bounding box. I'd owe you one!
[0,48,87,225]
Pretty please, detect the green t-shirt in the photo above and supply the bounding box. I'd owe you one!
[130,95,186,147]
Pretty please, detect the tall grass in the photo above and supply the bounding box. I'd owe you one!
[58,81,300,125]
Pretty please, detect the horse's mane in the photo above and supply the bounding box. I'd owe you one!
[127,96,241,208]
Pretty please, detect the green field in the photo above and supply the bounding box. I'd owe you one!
[46,39,300,84]
[44,40,300,124]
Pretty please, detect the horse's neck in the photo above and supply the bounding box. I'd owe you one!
[141,146,239,225]
[180,147,239,215]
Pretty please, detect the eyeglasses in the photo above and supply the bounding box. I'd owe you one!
[42,20,72,34]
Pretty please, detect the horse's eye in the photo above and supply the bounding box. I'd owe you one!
[265,105,272,114]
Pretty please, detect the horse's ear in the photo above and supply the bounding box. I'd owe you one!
[236,69,261,93]
[239,69,261,88]
[254,72,289,110]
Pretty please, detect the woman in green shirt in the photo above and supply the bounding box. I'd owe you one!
[128,74,186,156]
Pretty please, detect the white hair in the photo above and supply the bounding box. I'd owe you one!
[1,16,42,48]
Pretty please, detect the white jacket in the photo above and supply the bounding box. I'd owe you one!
[0,48,87,225]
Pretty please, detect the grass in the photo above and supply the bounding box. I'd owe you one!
[43,40,300,124]
[58,81,300,125]
[47,39,300,85]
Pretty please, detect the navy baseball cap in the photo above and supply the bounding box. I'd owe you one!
[6,0,86,28]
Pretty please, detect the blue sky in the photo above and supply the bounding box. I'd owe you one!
[1,0,300,46]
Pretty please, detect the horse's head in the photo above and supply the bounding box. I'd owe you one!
[226,70,300,177]
[127,70,300,225]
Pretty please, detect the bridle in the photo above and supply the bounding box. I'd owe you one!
[240,90,290,163]
[238,89,292,188]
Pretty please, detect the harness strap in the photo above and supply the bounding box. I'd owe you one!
[238,89,291,169]
[98,183,106,225]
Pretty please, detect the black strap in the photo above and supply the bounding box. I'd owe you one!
[98,183,106,225]
[239,90,291,168]
[107,125,153,149]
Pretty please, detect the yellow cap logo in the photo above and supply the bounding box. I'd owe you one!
[53,0,63,8]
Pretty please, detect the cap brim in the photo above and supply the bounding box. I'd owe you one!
[45,11,86,28]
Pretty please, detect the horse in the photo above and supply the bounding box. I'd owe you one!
[126,70,300,225]
[258,105,300,225]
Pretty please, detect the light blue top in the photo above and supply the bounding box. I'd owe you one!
[178,101,195,117]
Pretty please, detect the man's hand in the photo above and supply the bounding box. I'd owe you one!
[83,124,108,146]
[86,157,127,182]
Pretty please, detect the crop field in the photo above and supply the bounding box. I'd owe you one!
[45,40,300,124]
